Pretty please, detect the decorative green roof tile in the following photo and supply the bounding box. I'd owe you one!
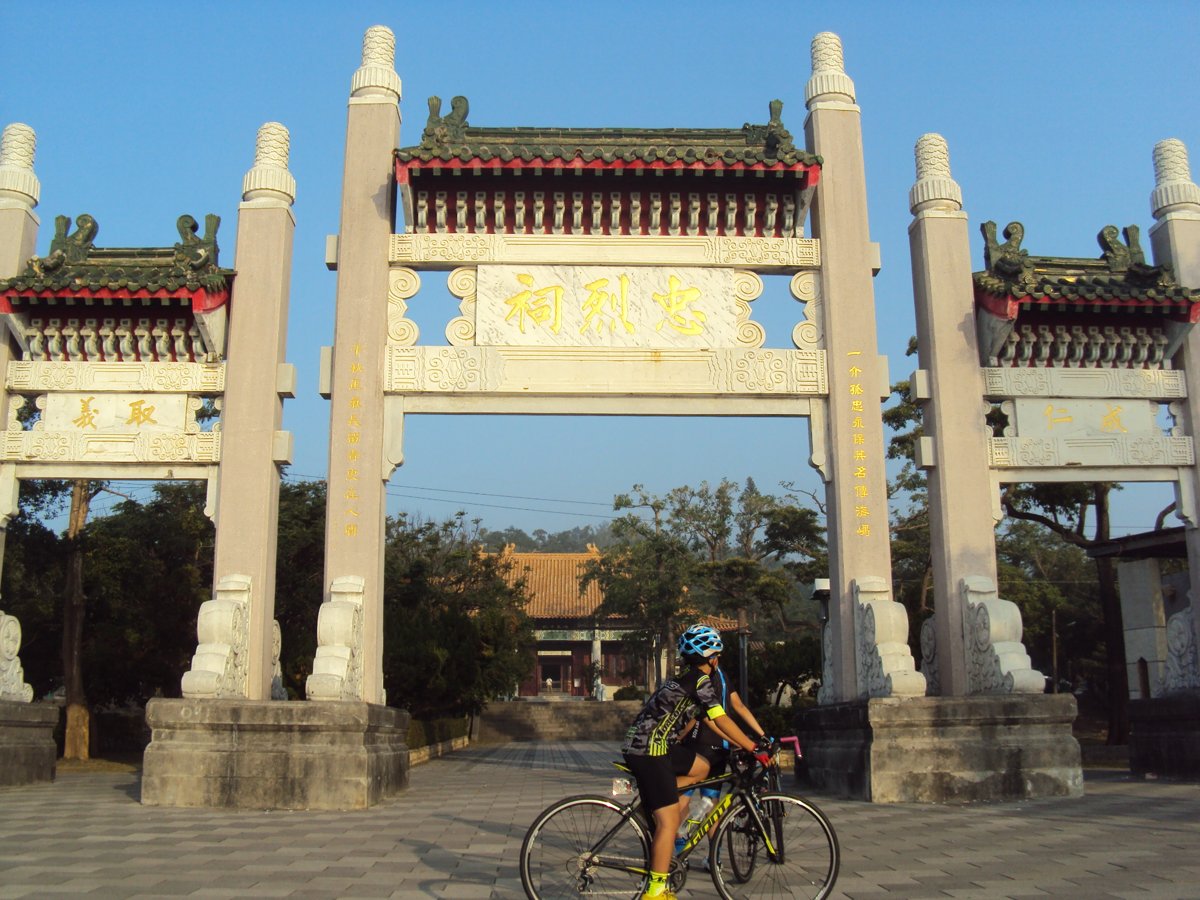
[396,96,821,169]
[0,213,233,299]
[973,221,1193,306]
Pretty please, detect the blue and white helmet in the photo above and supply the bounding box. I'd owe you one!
[678,624,723,660]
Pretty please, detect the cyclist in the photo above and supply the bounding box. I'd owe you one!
[620,624,769,900]
[679,659,773,869]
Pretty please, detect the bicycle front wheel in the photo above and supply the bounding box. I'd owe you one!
[519,795,650,899]
[709,793,839,900]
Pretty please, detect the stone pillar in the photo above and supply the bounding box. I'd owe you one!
[0,125,40,568]
[1149,139,1200,691]
[191,123,296,701]
[1116,559,1168,698]
[0,123,40,274]
[804,34,923,701]
[311,26,401,704]
[907,134,999,696]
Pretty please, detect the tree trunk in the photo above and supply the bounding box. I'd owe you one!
[61,479,92,761]
[1093,484,1129,745]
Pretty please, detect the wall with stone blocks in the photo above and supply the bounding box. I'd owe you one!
[475,701,642,744]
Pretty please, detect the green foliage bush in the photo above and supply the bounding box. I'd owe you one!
[752,704,799,739]
[613,685,646,702]
[406,716,469,749]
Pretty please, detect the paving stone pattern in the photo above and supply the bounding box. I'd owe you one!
[0,741,1197,898]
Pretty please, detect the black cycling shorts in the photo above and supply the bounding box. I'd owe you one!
[623,745,696,812]
[693,743,729,777]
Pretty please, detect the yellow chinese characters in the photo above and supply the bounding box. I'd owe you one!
[1100,405,1127,433]
[505,273,564,334]
[581,275,634,336]
[1043,404,1073,429]
[72,397,98,429]
[652,274,707,336]
[847,352,873,537]
[125,399,157,426]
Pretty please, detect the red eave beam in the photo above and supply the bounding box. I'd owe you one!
[974,286,1200,323]
[0,287,230,316]
[396,156,820,187]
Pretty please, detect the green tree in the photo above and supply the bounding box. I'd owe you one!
[273,478,327,698]
[383,512,535,718]
[0,483,68,697]
[582,489,698,689]
[1001,481,1128,743]
[82,481,213,707]
[995,520,1103,690]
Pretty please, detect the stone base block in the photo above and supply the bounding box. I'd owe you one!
[796,694,1082,803]
[141,699,410,810]
[0,701,58,787]
[1130,693,1200,779]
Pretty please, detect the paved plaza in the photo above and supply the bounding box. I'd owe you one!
[0,741,1197,899]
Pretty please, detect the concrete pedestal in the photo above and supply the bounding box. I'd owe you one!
[796,694,1082,802]
[1129,693,1200,779]
[141,699,410,810]
[0,701,58,787]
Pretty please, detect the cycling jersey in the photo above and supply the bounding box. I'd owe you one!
[621,666,727,757]
[685,667,731,753]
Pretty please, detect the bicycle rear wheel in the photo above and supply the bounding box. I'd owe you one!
[709,794,839,900]
[519,795,650,899]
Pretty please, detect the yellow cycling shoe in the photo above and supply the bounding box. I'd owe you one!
[640,894,677,900]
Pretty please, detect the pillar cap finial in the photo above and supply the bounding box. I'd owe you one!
[1151,138,1200,219]
[351,25,401,100]
[805,32,855,106]
[242,122,296,205]
[0,123,40,208]
[909,133,962,213]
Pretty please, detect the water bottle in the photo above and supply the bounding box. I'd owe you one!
[678,789,717,837]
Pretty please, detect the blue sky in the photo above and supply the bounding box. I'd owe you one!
[2,1,1197,536]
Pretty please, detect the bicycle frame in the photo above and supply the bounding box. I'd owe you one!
[598,755,782,878]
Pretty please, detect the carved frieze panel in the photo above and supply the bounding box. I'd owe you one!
[307,575,366,702]
[0,430,220,464]
[385,346,826,397]
[40,393,193,434]
[391,233,819,271]
[472,265,755,349]
[982,367,1185,400]
[961,576,1045,694]
[988,435,1193,468]
[789,271,824,351]
[852,575,926,699]
[445,266,477,346]
[7,361,225,393]
[387,267,420,346]
[1007,397,1160,440]
[0,610,33,702]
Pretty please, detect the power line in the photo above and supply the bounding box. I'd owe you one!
[386,492,618,520]
[389,484,613,508]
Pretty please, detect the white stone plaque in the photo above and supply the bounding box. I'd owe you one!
[474,265,738,348]
[43,393,190,434]
[1011,398,1159,439]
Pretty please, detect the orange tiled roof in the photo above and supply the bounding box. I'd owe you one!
[499,547,738,630]
[503,549,604,620]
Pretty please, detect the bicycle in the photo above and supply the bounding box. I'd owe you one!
[519,747,839,899]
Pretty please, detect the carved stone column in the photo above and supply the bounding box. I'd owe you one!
[906,133,1041,695]
[0,124,40,578]
[1149,139,1200,690]
[200,122,296,700]
[312,26,402,704]
[804,34,923,701]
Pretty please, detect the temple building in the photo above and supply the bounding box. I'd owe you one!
[500,546,736,699]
